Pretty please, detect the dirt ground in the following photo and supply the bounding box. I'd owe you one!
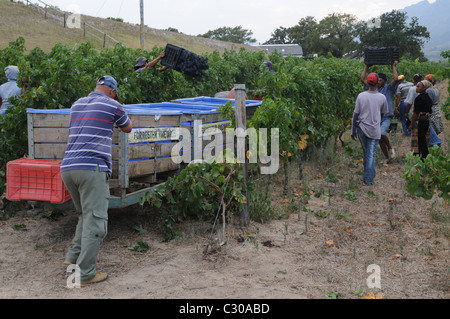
[0,82,448,300]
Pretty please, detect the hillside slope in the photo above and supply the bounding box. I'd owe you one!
[401,0,450,61]
[0,0,261,55]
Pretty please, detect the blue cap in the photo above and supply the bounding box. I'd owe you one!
[97,76,119,101]
[263,61,273,68]
[378,73,388,81]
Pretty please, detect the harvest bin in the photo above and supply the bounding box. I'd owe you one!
[6,158,71,204]
[161,43,184,68]
[18,97,262,208]
[364,47,400,65]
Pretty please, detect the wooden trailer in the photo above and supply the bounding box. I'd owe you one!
[7,97,261,208]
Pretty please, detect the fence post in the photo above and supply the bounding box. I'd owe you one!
[103,33,106,48]
[234,84,250,227]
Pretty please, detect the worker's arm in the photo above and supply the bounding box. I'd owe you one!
[120,121,133,134]
[392,61,399,85]
[396,93,401,108]
[144,51,165,70]
[406,104,413,120]
[0,98,2,108]
[360,64,372,86]
[351,112,359,140]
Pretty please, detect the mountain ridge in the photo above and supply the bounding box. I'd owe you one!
[400,0,450,61]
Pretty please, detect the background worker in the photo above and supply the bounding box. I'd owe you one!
[424,74,444,145]
[409,80,433,160]
[395,75,414,136]
[262,61,275,74]
[361,61,400,163]
[405,74,442,148]
[135,51,167,72]
[61,76,132,286]
[0,66,22,113]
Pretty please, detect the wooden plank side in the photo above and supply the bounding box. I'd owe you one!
[128,158,179,177]
[32,114,70,128]
[32,113,186,130]
[182,113,222,124]
[34,144,67,159]
[34,128,69,143]
[128,114,181,128]
[34,128,122,144]
[111,142,178,161]
[33,140,179,162]
[111,157,178,179]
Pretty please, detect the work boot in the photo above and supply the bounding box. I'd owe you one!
[80,272,108,286]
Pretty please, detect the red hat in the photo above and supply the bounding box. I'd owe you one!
[367,73,379,86]
[425,74,435,84]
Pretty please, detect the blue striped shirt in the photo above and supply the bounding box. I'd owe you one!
[61,92,131,176]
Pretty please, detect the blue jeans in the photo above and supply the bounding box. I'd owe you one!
[380,117,392,136]
[429,125,442,147]
[357,127,379,185]
[399,102,411,136]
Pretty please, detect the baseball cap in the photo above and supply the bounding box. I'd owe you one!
[263,61,273,68]
[378,73,388,81]
[97,76,119,101]
[425,74,435,84]
[367,73,379,86]
[134,57,149,71]
[398,75,405,80]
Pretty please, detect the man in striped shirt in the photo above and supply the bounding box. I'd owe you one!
[61,76,132,286]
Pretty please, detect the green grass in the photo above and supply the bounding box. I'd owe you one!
[0,0,261,55]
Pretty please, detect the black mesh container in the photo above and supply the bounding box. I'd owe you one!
[364,47,400,65]
[161,44,184,68]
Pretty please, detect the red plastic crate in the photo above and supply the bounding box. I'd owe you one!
[6,158,71,204]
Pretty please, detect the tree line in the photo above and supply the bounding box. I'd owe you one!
[200,10,430,61]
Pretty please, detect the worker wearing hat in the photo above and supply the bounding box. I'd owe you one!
[263,61,274,74]
[352,73,388,185]
[361,61,400,163]
[61,76,132,287]
[425,74,436,85]
[96,75,120,101]
[396,74,414,136]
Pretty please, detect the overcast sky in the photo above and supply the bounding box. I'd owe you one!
[35,0,433,44]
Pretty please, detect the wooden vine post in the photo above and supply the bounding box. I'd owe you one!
[234,84,250,227]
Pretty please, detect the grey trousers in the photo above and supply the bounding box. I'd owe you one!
[62,168,110,282]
